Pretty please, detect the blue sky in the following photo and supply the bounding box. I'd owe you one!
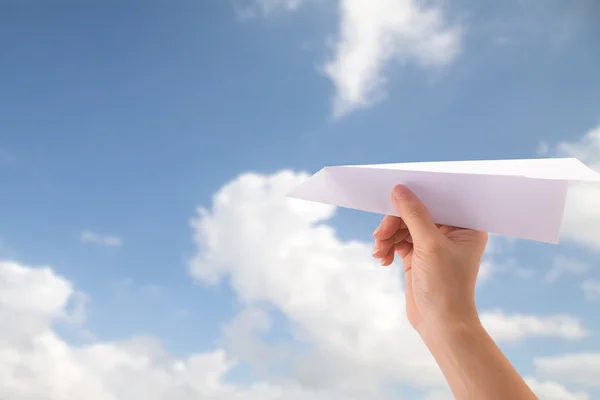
[1,1,600,399]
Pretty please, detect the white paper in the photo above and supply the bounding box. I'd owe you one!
[287,158,600,243]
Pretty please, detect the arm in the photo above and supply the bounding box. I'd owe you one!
[420,319,538,399]
[372,185,538,400]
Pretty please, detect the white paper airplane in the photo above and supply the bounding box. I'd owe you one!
[287,158,600,243]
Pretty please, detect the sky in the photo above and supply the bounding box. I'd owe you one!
[1,0,600,399]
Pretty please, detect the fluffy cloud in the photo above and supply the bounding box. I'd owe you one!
[525,378,590,400]
[324,0,462,117]
[481,310,588,342]
[190,170,590,394]
[535,353,600,389]
[545,255,589,283]
[220,307,289,373]
[425,378,590,400]
[191,171,439,393]
[80,230,123,248]
[0,171,594,399]
[0,261,79,344]
[555,125,600,250]
[242,0,461,117]
[0,260,367,400]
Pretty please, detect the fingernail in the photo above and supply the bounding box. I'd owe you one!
[373,227,382,236]
[393,185,411,200]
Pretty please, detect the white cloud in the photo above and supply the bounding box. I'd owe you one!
[80,230,123,248]
[423,389,453,400]
[477,235,522,281]
[525,377,590,400]
[236,0,303,19]
[1,170,595,399]
[477,235,498,281]
[324,0,462,117]
[221,307,289,374]
[581,279,600,300]
[554,125,600,250]
[477,236,538,280]
[545,255,589,283]
[535,353,600,389]
[190,170,589,394]
[190,171,441,392]
[2,171,596,399]
[239,0,461,117]
[0,260,74,345]
[0,260,379,400]
[425,378,592,400]
[480,310,588,342]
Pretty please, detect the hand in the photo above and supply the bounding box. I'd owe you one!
[372,185,488,334]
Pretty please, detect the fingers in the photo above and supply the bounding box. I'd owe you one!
[373,215,406,240]
[392,185,440,245]
[394,241,412,259]
[372,229,409,257]
[380,246,395,266]
[375,237,414,268]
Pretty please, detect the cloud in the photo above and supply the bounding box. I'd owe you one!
[535,353,600,389]
[0,260,376,400]
[423,389,454,400]
[190,171,440,392]
[190,170,589,394]
[238,0,461,117]
[477,235,526,281]
[221,307,289,374]
[324,0,462,117]
[480,310,588,342]
[545,255,589,283]
[581,280,600,300]
[80,230,123,248]
[236,0,303,19]
[525,378,590,400]
[1,170,596,399]
[0,260,74,344]
[552,125,600,250]
[477,235,499,281]
[425,378,591,400]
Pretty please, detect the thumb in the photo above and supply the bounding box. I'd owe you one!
[392,185,440,244]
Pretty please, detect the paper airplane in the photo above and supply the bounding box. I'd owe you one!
[287,158,600,243]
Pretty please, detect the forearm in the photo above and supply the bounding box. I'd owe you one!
[420,319,538,400]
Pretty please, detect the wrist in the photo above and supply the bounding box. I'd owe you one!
[418,314,485,353]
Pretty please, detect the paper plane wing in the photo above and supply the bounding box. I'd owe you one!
[287,158,600,243]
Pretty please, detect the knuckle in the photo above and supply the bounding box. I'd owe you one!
[419,237,443,254]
